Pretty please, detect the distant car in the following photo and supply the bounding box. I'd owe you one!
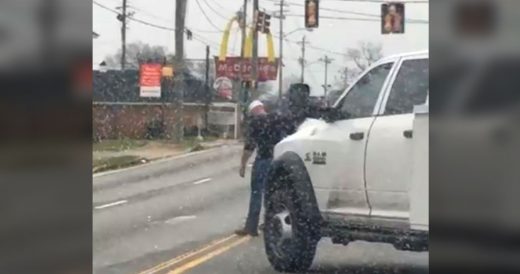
[263,51,429,272]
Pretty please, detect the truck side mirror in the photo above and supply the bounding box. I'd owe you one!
[322,107,348,123]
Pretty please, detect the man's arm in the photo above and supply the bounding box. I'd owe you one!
[239,148,254,178]
[240,119,256,178]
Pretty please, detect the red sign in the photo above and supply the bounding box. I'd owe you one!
[215,57,279,82]
[139,63,162,97]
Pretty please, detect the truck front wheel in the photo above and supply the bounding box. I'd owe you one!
[264,184,320,272]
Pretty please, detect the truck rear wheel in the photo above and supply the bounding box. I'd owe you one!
[264,184,319,272]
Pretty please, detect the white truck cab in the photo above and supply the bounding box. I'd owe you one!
[263,51,429,272]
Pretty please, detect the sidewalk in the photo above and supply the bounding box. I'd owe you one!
[93,138,240,173]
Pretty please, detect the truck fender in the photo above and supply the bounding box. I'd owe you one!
[266,152,322,225]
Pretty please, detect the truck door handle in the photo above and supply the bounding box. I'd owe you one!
[403,130,413,139]
[350,132,364,140]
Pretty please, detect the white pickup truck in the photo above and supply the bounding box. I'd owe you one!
[263,50,429,272]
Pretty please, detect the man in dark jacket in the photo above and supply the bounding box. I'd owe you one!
[235,84,322,236]
[235,100,294,236]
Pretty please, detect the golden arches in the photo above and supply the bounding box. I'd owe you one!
[219,17,276,63]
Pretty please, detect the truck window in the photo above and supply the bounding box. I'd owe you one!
[338,62,393,119]
[384,58,429,115]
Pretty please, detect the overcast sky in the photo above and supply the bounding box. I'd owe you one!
[93,0,429,95]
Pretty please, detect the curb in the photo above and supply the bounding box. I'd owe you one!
[93,141,241,178]
[93,142,243,192]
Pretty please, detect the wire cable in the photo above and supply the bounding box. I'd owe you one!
[194,0,224,31]
[94,1,222,48]
[324,0,428,3]
[201,0,232,21]
[284,14,428,24]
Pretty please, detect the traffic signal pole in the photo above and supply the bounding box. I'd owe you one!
[236,0,248,139]
[252,0,259,97]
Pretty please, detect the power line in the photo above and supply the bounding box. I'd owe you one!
[97,0,223,33]
[285,14,428,24]
[324,0,428,3]
[201,0,232,21]
[285,0,428,21]
[206,0,236,14]
[272,33,349,57]
[94,1,222,49]
[194,0,224,32]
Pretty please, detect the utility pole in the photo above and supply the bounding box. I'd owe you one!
[275,0,287,99]
[319,55,334,99]
[251,0,259,97]
[297,35,309,83]
[120,0,127,70]
[173,0,187,143]
[237,0,248,139]
[205,45,210,129]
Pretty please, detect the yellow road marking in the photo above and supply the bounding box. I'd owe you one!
[167,236,252,274]
[138,234,238,274]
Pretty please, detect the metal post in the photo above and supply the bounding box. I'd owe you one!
[252,0,259,97]
[205,45,210,130]
[237,0,248,139]
[278,0,284,99]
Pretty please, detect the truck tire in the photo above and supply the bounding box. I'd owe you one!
[264,183,320,272]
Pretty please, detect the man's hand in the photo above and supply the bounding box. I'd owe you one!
[240,149,253,178]
[239,164,246,178]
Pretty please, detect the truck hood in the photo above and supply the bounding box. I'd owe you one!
[274,118,329,158]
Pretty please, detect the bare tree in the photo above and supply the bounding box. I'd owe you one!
[346,41,383,71]
[104,41,169,69]
[334,41,383,90]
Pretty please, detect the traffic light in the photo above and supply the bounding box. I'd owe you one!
[262,13,271,34]
[256,11,271,34]
[186,29,193,40]
[305,0,319,28]
[382,2,405,34]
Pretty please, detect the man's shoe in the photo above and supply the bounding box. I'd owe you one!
[235,229,250,236]
[249,230,259,237]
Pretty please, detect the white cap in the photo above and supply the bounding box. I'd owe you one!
[248,100,264,113]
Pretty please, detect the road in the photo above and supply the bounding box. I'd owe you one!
[93,144,428,274]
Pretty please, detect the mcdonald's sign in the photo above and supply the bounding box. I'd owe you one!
[214,57,278,81]
[217,14,278,82]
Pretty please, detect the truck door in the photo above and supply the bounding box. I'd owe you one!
[365,56,429,219]
[319,61,396,216]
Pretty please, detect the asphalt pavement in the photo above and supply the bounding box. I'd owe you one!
[93,144,428,274]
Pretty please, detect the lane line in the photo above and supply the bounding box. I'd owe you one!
[192,178,212,185]
[167,236,252,274]
[165,215,197,225]
[94,200,127,210]
[137,234,238,274]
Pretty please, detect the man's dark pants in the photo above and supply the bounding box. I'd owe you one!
[244,156,272,233]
